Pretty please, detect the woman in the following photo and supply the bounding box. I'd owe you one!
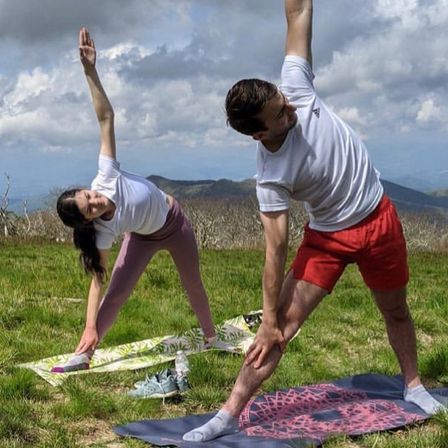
[52,28,217,372]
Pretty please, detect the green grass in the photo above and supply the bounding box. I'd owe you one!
[0,240,447,447]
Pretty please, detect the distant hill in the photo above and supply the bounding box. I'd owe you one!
[8,176,448,216]
[430,189,448,198]
[148,175,448,215]
[382,180,448,212]
[147,175,256,199]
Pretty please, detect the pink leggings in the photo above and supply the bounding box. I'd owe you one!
[93,200,215,351]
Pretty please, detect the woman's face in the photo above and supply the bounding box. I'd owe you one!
[74,189,110,221]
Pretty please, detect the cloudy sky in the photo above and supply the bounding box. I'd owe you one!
[1,0,447,202]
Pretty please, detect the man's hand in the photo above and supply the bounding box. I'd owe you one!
[285,0,313,65]
[75,326,98,354]
[79,27,96,69]
[245,321,286,369]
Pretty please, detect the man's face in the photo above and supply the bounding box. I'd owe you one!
[75,189,109,221]
[255,91,297,141]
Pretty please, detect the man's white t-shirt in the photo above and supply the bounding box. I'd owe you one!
[91,155,169,250]
[256,55,384,232]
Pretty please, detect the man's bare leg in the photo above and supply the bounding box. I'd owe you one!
[373,287,445,414]
[224,278,326,415]
[183,276,327,442]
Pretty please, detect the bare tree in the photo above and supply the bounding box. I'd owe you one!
[0,173,18,237]
[0,178,446,253]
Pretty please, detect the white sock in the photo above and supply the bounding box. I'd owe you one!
[404,385,446,415]
[51,353,90,373]
[182,409,239,442]
[204,336,236,351]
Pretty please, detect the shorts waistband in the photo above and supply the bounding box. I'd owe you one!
[347,195,391,230]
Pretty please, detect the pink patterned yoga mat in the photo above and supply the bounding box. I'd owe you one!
[114,373,448,447]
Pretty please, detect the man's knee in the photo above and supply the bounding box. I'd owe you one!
[278,307,301,342]
[378,300,411,323]
[277,279,327,341]
[374,288,409,319]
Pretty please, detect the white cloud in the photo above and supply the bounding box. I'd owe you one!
[374,0,420,28]
[0,42,231,156]
[337,107,366,126]
[4,68,52,110]
[100,43,151,62]
[356,79,382,93]
[1,0,448,194]
[314,0,448,139]
[417,99,438,123]
[416,98,446,125]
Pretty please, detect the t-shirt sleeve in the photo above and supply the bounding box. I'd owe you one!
[280,55,315,107]
[98,154,120,179]
[256,183,290,213]
[95,230,115,250]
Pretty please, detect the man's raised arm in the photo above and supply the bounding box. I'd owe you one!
[285,0,313,67]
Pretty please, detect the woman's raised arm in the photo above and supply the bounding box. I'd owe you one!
[79,27,116,160]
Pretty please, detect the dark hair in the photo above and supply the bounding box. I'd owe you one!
[57,189,105,282]
[225,79,278,135]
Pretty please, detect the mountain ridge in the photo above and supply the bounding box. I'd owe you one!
[147,175,448,213]
[7,176,448,215]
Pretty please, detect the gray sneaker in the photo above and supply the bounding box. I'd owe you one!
[134,368,174,389]
[128,371,178,399]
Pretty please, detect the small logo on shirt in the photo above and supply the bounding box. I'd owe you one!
[312,107,321,118]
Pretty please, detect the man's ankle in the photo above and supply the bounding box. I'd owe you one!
[222,405,239,419]
[405,377,421,389]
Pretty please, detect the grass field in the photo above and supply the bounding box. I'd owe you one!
[0,240,447,447]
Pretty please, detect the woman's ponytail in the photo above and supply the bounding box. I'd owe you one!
[57,189,105,282]
[73,222,105,282]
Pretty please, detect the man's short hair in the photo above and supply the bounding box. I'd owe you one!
[225,79,278,135]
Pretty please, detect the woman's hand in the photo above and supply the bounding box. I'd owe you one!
[79,27,96,69]
[75,326,99,354]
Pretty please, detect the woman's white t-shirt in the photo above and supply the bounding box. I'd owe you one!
[256,55,384,232]
[91,155,169,250]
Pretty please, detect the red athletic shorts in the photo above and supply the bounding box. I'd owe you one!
[291,195,409,292]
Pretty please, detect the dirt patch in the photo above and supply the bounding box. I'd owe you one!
[71,418,120,446]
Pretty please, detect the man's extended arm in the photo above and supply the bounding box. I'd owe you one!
[245,210,289,368]
[285,0,313,67]
[261,210,289,324]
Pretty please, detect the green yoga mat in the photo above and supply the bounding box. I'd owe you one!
[20,311,270,387]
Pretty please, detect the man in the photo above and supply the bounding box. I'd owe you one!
[183,0,444,442]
